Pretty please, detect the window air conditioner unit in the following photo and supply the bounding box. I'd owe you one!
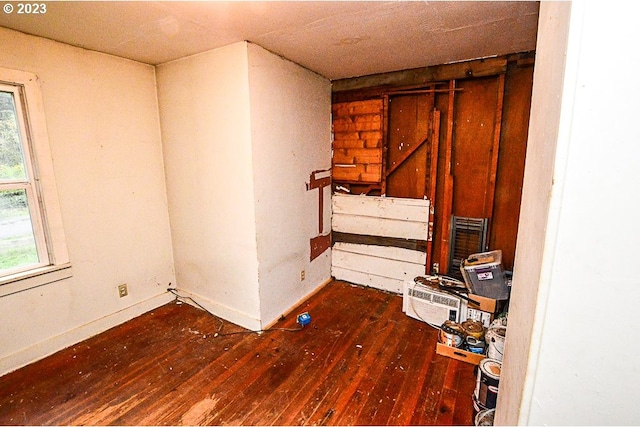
[402,280,464,327]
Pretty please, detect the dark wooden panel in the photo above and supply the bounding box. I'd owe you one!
[432,83,457,273]
[386,94,434,198]
[332,231,427,252]
[427,92,451,273]
[0,281,477,426]
[332,56,510,94]
[451,76,501,219]
[490,62,534,270]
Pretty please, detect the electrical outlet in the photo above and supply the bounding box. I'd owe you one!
[118,284,128,298]
[300,270,305,281]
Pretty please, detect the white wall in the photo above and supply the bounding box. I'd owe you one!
[156,42,262,330]
[247,43,332,327]
[499,2,640,425]
[0,28,176,375]
[157,42,332,330]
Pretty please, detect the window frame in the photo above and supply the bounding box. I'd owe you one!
[0,67,71,296]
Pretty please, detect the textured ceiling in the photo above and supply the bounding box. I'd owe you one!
[0,1,540,80]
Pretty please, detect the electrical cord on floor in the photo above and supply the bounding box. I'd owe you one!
[166,287,304,337]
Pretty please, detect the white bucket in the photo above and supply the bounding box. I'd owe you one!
[486,317,507,361]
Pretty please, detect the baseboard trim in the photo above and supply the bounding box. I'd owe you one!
[263,277,333,330]
[169,288,262,332]
[0,292,174,377]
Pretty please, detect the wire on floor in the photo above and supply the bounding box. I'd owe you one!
[166,287,305,337]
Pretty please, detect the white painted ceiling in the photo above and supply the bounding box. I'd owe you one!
[0,1,540,80]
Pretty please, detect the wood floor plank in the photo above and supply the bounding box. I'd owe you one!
[384,321,437,425]
[266,284,396,426]
[298,305,399,425]
[0,280,478,426]
[237,284,375,423]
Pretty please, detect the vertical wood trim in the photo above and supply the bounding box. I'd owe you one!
[426,108,441,273]
[381,95,389,195]
[428,109,441,201]
[439,80,456,273]
[484,74,505,245]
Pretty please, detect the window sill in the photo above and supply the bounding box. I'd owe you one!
[0,263,73,298]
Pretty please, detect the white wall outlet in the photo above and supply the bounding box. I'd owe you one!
[300,270,305,281]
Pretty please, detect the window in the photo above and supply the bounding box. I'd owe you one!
[0,84,47,275]
[0,67,70,295]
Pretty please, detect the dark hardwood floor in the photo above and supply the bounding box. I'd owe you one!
[0,280,476,425]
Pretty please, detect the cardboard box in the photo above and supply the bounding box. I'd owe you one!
[465,306,493,328]
[463,292,506,327]
[436,342,485,365]
[436,293,506,365]
[467,293,498,313]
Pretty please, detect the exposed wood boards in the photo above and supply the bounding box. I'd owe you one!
[310,233,331,262]
[333,164,382,183]
[451,75,504,219]
[331,194,429,293]
[307,169,331,261]
[332,56,510,93]
[0,281,477,426]
[332,242,426,293]
[332,267,405,295]
[381,95,389,195]
[334,241,427,266]
[427,109,441,211]
[332,53,535,273]
[333,147,382,164]
[484,73,505,234]
[489,62,534,269]
[332,99,383,183]
[332,231,427,252]
[332,212,428,241]
[333,193,430,222]
[426,108,441,271]
[332,194,429,241]
[439,80,457,274]
[385,93,434,198]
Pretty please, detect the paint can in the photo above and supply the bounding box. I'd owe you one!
[439,320,465,348]
[462,319,485,340]
[465,336,486,354]
[474,408,495,426]
[474,358,501,410]
[486,318,506,361]
[472,393,488,414]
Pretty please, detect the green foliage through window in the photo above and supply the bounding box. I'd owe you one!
[0,91,27,180]
[0,90,39,274]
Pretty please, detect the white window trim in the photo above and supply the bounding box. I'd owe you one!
[0,67,71,295]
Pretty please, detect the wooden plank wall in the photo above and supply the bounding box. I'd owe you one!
[385,93,434,198]
[331,194,429,293]
[332,99,384,184]
[333,53,534,273]
[489,59,534,269]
